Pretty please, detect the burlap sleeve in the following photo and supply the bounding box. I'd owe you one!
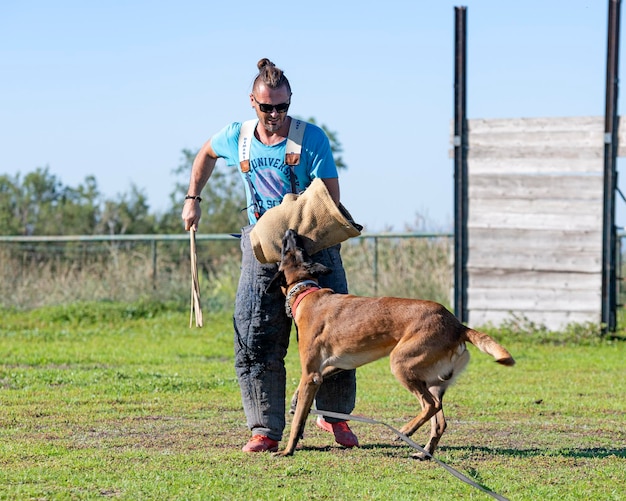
[249,178,362,263]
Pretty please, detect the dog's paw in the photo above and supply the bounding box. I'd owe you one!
[410,452,432,461]
[272,449,294,458]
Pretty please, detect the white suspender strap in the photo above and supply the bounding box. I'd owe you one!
[238,117,308,170]
[238,119,257,173]
[285,119,306,166]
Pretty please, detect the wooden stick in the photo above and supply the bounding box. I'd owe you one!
[189,229,203,327]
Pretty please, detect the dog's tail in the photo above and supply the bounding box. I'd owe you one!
[463,328,515,366]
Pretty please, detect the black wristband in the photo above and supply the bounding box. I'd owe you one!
[185,195,202,202]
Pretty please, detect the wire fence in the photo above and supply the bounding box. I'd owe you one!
[0,232,454,310]
[4,232,624,323]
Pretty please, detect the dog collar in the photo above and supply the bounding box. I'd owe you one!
[285,280,321,318]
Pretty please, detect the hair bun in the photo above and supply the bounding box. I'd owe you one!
[253,58,290,93]
[257,58,275,70]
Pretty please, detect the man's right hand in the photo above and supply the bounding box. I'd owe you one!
[182,199,202,232]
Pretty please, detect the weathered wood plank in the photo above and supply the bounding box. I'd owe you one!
[468,310,601,331]
[469,130,603,148]
[466,157,603,174]
[468,174,604,200]
[467,269,601,290]
[466,287,600,312]
[467,228,602,252]
[466,116,604,134]
[449,115,626,158]
[468,211,601,231]
[468,146,603,161]
[467,252,601,273]
[469,198,603,216]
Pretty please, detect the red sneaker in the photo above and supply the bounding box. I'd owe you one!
[316,417,359,448]
[242,435,279,453]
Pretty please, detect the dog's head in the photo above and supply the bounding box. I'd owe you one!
[267,229,331,295]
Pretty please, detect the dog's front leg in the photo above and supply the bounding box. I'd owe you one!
[289,388,298,415]
[274,372,322,457]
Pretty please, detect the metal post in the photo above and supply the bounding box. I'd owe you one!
[373,236,379,296]
[151,239,158,290]
[454,6,469,322]
[602,0,621,332]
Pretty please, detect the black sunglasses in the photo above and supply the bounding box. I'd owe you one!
[253,95,290,113]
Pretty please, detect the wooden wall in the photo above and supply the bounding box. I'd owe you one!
[460,116,623,330]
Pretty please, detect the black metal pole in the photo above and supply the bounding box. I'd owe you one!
[454,6,468,322]
[602,0,621,332]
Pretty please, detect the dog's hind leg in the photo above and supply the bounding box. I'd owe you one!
[390,350,442,441]
[398,347,469,459]
[396,381,441,440]
[416,352,469,458]
[411,385,447,460]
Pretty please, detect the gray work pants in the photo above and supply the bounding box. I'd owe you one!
[233,224,357,442]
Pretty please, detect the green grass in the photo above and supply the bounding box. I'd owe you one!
[1,302,625,500]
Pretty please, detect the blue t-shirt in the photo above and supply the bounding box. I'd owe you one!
[210,119,338,223]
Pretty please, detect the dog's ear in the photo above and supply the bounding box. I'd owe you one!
[306,262,332,277]
[281,229,305,259]
[266,269,286,293]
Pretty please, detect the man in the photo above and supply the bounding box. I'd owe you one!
[182,58,357,453]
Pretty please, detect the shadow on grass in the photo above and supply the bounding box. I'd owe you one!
[348,442,626,460]
[431,445,625,460]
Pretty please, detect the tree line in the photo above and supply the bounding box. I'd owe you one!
[0,155,239,236]
[0,118,343,237]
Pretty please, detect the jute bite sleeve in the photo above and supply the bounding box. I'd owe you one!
[249,178,362,263]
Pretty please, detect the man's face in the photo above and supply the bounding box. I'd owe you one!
[250,83,291,133]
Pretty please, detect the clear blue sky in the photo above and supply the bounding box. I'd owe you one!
[1,1,621,232]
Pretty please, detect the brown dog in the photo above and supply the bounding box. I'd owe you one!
[268,229,515,458]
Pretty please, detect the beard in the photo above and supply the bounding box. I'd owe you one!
[261,116,286,133]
